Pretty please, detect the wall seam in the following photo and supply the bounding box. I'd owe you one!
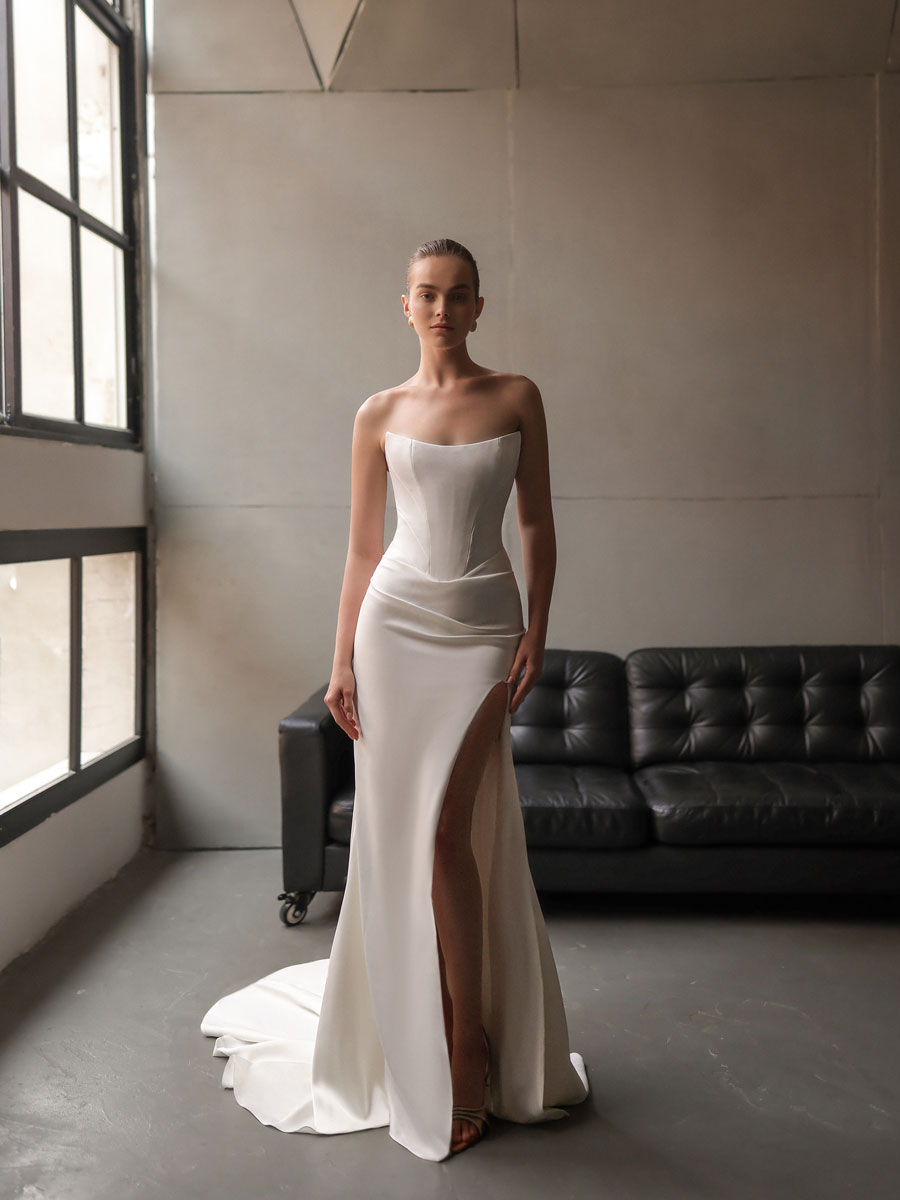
[873,73,885,640]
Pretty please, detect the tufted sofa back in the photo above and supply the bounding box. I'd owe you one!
[626,645,900,768]
[510,647,630,766]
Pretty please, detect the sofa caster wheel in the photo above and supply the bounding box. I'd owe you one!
[278,891,315,925]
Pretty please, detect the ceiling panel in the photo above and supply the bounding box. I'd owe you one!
[329,0,516,91]
[151,0,319,92]
[518,0,897,87]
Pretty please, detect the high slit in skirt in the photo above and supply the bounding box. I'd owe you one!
[200,537,590,1163]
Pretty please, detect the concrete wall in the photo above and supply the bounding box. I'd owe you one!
[2,3,894,964]
[0,0,152,972]
[879,76,900,655]
[147,10,899,847]
[0,431,148,969]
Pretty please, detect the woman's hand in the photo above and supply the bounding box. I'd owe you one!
[506,630,544,715]
[325,666,361,739]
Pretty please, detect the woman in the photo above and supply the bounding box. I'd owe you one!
[200,238,589,1162]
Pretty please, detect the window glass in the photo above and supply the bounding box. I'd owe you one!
[12,0,71,198]
[81,551,137,765]
[81,227,128,427]
[0,560,71,812]
[18,191,76,418]
[75,7,123,232]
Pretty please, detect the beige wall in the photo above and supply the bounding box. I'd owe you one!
[149,12,900,848]
[879,76,900,658]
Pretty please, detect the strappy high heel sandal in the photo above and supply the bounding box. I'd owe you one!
[450,1025,491,1155]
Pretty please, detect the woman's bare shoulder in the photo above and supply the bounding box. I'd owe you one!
[502,372,542,397]
[484,373,544,436]
[355,388,402,427]
[353,389,408,459]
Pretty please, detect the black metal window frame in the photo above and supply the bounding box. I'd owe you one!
[0,526,147,848]
[0,0,142,449]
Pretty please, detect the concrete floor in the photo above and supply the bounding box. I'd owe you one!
[1,847,898,1200]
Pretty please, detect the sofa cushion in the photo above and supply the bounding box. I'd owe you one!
[328,765,649,850]
[635,760,900,845]
[328,785,355,845]
[515,763,648,848]
[627,645,900,768]
[511,647,629,766]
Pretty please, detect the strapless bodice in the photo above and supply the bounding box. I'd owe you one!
[380,430,521,580]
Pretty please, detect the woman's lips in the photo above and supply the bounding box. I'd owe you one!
[432,325,452,329]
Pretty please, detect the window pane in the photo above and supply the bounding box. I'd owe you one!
[75,7,123,232]
[0,560,71,812]
[81,552,137,766]
[81,227,127,427]
[12,0,71,198]
[18,191,75,418]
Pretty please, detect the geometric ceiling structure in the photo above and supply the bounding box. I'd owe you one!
[293,0,361,88]
[150,0,900,93]
[327,0,516,91]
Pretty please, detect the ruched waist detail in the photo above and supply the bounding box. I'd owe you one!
[368,547,526,637]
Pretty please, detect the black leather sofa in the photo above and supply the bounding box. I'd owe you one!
[276,644,900,923]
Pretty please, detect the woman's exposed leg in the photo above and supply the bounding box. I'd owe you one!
[432,679,511,1150]
[436,928,453,1056]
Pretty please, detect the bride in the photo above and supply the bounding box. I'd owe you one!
[201,238,589,1161]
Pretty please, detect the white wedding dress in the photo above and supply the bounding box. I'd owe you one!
[200,428,590,1161]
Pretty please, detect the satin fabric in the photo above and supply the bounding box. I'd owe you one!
[200,429,590,1161]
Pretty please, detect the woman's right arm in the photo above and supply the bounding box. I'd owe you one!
[325,402,387,740]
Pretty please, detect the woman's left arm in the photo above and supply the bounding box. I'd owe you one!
[506,378,556,714]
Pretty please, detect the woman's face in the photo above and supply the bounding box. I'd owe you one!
[404,256,484,341]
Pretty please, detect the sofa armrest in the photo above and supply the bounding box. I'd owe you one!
[278,683,354,891]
